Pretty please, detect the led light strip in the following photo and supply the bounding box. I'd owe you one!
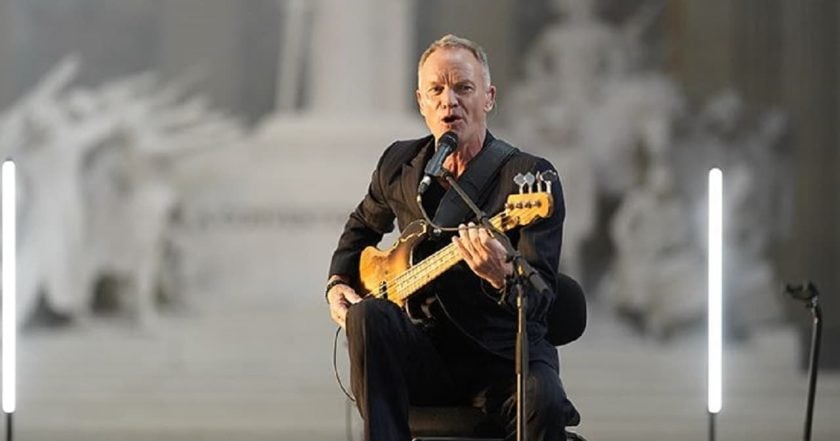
[708,168,723,415]
[2,160,16,415]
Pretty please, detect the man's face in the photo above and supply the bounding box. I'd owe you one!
[416,47,496,145]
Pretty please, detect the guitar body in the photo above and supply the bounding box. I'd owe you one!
[357,220,429,308]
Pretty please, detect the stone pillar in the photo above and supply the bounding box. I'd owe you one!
[306,0,412,115]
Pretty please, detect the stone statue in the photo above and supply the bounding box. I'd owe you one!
[507,0,620,278]
[0,57,243,327]
[0,59,94,325]
[673,91,790,336]
[604,158,706,339]
[509,2,788,340]
[508,0,677,280]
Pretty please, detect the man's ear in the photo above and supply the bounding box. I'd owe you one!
[485,85,496,112]
[416,90,426,116]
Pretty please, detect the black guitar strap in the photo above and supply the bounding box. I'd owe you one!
[432,136,518,227]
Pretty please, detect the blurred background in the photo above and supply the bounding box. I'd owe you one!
[0,0,838,440]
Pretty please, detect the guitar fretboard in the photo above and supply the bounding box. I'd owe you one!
[375,212,515,302]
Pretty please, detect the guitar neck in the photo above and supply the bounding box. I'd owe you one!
[386,212,512,303]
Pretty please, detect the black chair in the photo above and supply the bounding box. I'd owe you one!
[409,406,587,440]
[409,273,588,441]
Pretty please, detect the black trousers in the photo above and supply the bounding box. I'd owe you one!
[346,298,576,441]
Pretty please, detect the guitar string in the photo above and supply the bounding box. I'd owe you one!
[374,212,514,301]
[369,198,546,300]
[371,228,481,299]
[371,235,461,299]
[387,214,512,298]
[388,218,501,297]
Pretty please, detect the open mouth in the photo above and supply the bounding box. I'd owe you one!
[442,115,462,124]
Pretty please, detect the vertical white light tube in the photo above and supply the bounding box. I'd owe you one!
[708,168,723,415]
[2,160,16,414]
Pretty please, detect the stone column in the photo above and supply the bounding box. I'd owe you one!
[306,0,412,115]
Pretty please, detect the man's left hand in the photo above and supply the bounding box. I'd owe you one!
[452,222,513,289]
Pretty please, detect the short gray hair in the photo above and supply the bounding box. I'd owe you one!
[417,34,491,86]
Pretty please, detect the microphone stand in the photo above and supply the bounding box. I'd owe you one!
[441,172,551,441]
[785,282,823,441]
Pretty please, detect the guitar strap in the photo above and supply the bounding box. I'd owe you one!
[431,136,518,227]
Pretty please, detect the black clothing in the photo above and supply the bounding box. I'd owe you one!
[347,299,577,441]
[330,132,581,440]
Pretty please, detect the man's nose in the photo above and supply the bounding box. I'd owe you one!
[441,88,459,108]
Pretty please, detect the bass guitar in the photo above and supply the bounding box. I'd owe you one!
[356,171,555,308]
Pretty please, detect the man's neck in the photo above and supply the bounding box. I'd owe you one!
[444,129,487,179]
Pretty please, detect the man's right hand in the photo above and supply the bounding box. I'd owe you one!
[327,278,363,329]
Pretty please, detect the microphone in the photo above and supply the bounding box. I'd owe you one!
[784,281,819,302]
[418,131,458,195]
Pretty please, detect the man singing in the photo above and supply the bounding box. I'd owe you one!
[326,34,584,441]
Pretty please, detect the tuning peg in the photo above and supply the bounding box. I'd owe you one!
[537,170,557,193]
[523,172,536,193]
[513,173,527,194]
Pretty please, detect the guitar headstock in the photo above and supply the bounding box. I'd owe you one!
[501,171,556,229]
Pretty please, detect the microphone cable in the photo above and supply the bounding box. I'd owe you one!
[332,326,356,402]
[415,185,461,236]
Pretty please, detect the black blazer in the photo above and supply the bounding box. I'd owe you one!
[329,133,585,369]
